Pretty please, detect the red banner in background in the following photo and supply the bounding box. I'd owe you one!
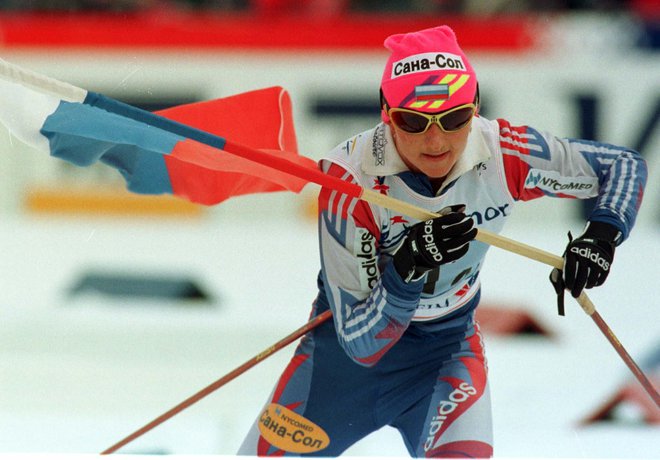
[0,11,539,52]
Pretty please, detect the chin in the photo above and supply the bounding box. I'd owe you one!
[422,167,451,179]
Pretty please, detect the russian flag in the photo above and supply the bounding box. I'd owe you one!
[414,84,449,101]
[0,69,316,206]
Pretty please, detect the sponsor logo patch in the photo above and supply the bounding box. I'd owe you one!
[422,220,443,263]
[570,246,610,270]
[468,203,510,225]
[371,124,386,166]
[524,169,597,196]
[355,228,379,290]
[391,52,466,78]
[424,381,478,452]
[258,403,330,453]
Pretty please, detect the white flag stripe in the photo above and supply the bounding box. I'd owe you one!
[0,78,61,153]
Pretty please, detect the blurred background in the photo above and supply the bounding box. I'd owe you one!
[0,1,658,458]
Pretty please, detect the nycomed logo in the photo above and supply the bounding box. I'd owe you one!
[524,169,597,196]
[258,403,330,453]
[525,170,542,187]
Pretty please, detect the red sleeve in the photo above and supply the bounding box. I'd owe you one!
[497,118,545,201]
[318,162,380,240]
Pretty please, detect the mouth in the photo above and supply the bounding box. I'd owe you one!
[422,151,450,160]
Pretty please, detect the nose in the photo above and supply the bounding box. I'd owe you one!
[424,123,448,145]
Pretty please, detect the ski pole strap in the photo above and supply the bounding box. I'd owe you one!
[549,231,575,317]
[549,267,565,317]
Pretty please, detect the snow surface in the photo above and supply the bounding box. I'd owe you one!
[0,202,658,458]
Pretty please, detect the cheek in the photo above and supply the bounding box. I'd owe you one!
[392,129,415,153]
[454,138,468,152]
[398,131,426,150]
[401,139,428,163]
[448,130,470,151]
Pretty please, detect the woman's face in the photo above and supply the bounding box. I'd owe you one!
[389,117,472,180]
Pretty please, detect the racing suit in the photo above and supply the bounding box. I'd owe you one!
[238,115,646,457]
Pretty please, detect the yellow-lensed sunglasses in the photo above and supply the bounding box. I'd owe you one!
[387,103,477,134]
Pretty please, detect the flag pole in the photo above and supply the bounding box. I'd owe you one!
[0,58,597,271]
[0,58,87,102]
[88,85,660,410]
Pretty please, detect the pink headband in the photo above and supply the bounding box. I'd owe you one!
[380,26,477,122]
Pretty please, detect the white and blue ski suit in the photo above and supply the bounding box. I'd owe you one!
[239,115,647,457]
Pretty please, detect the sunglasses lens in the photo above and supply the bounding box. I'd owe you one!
[439,106,474,131]
[390,110,429,133]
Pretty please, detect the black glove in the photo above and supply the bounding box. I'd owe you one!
[549,221,620,312]
[393,205,477,283]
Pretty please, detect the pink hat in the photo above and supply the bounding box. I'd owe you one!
[380,26,477,121]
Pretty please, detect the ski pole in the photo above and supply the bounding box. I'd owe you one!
[101,309,333,454]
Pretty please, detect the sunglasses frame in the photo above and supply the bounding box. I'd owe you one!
[387,103,478,135]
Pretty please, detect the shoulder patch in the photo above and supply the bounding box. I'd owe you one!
[524,168,598,197]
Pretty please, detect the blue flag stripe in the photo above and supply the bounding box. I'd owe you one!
[41,101,177,195]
